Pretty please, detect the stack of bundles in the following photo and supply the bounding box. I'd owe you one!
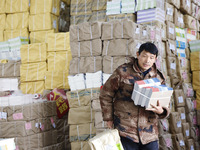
[0,99,66,149]
[0,37,29,60]
[29,0,59,43]
[46,32,71,90]
[136,0,165,24]
[20,43,47,94]
[106,0,121,16]
[4,0,29,41]
[0,138,16,149]
[69,22,103,90]
[59,1,70,32]
[67,88,99,149]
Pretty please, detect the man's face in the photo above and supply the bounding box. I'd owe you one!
[137,50,157,72]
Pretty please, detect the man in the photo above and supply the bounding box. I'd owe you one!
[99,42,170,150]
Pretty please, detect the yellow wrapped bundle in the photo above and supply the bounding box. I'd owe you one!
[190,51,200,71]
[0,30,3,42]
[192,71,200,90]
[30,30,55,43]
[20,43,47,63]
[4,28,29,41]
[6,0,29,13]
[30,0,60,16]
[20,81,44,94]
[0,0,5,14]
[6,12,29,30]
[47,51,71,71]
[47,32,70,51]
[20,62,47,82]
[45,71,69,90]
[29,13,58,32]
[0,14,6,30]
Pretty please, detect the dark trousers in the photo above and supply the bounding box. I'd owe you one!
[120,136,158,150]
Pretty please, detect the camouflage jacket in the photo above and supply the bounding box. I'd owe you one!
[99,57,170,144]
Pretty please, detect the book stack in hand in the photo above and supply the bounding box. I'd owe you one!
[131,78,173,109]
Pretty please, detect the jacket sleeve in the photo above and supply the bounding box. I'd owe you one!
[99,70,120,121]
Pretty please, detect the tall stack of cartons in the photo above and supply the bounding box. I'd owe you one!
[0,0,6,42]
[45,32,71,90]
[20,43,47,94]
[4,0,29,41]
[67,88,100,150]
[29,0,60,44]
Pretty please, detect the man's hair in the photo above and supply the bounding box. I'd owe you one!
[138,42,158,57]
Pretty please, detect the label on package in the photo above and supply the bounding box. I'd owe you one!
[178,17,183,23]
[177,121,182,128]
[13,113,23,120]
[169,27,174,35]
[25,122,32,130]
[170,63,176,70]
[181,113,186,120]
[0,112,7,120]
[186,130,189,137]
[169,43,175,51]
[136,28,140,34]
[179,140,185,146]
[178,96,184,103]
[167,8,173,16]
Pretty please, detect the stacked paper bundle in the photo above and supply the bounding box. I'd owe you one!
[131,78,173,108]
[4,0,29,41]
[0,37,29,60]
[85,71,102,89]
[67,88,100,148]
[45,32,71,90]
[20,43,47,94]
[103,73,112,84]
[0,138,16,150]
[68,74,86,91]
[137,8,165,24]
[136,0,165,11]
[121,0,136,14]
[29,0,59,43]
[106,0,121,15]
[69,22,103,90]
[189,40,200,52]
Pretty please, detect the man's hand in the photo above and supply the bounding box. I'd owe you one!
[146,100,164,115]
[106,121,113,129]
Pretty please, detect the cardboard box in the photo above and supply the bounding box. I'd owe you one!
[0,60,20,77]
[166,0,180,9]
[30,30,55,44]
[166,39,177,57]
[20,62,47,82]
[71,141,90,150]
[169,112,182,134]
[180,0,192,14]
[69,123,96,142]
[47,51,71,71]
[176,107,186,123]
[185,139,195,150]
[182,123,190,139]
[165,2,174,22]
[92,0,106,11]
[45,71,69,90]
[29,13,58,32]
[0,78,19,91]
[131,78,173,108]
[4,28,29,41]
[6,12,29,30]
[166,21,176,40]
[174,8,185,28]
[174,89,186,107]
[20,43,47,64]
[47,32,70,51]
[159,134,173,149]
[30,0,60,16]
[70,39,102,57]
[70,14,91,25]
[184,15,197,30]
[6,0,29,13]
[69,56,102,75]
[70,22,101,42]
[172,133,186,150]
[166,56,177,76]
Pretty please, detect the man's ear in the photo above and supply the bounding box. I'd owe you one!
[136,52,139,58]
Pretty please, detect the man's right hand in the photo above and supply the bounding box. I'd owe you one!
[107,121,113,129]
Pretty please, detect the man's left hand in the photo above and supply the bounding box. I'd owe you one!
[146,100,164,115]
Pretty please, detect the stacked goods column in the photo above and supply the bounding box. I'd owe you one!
[20,43,47,94]
[29,0,60,43]
[4,0,29,41]
[46,32,71,90]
